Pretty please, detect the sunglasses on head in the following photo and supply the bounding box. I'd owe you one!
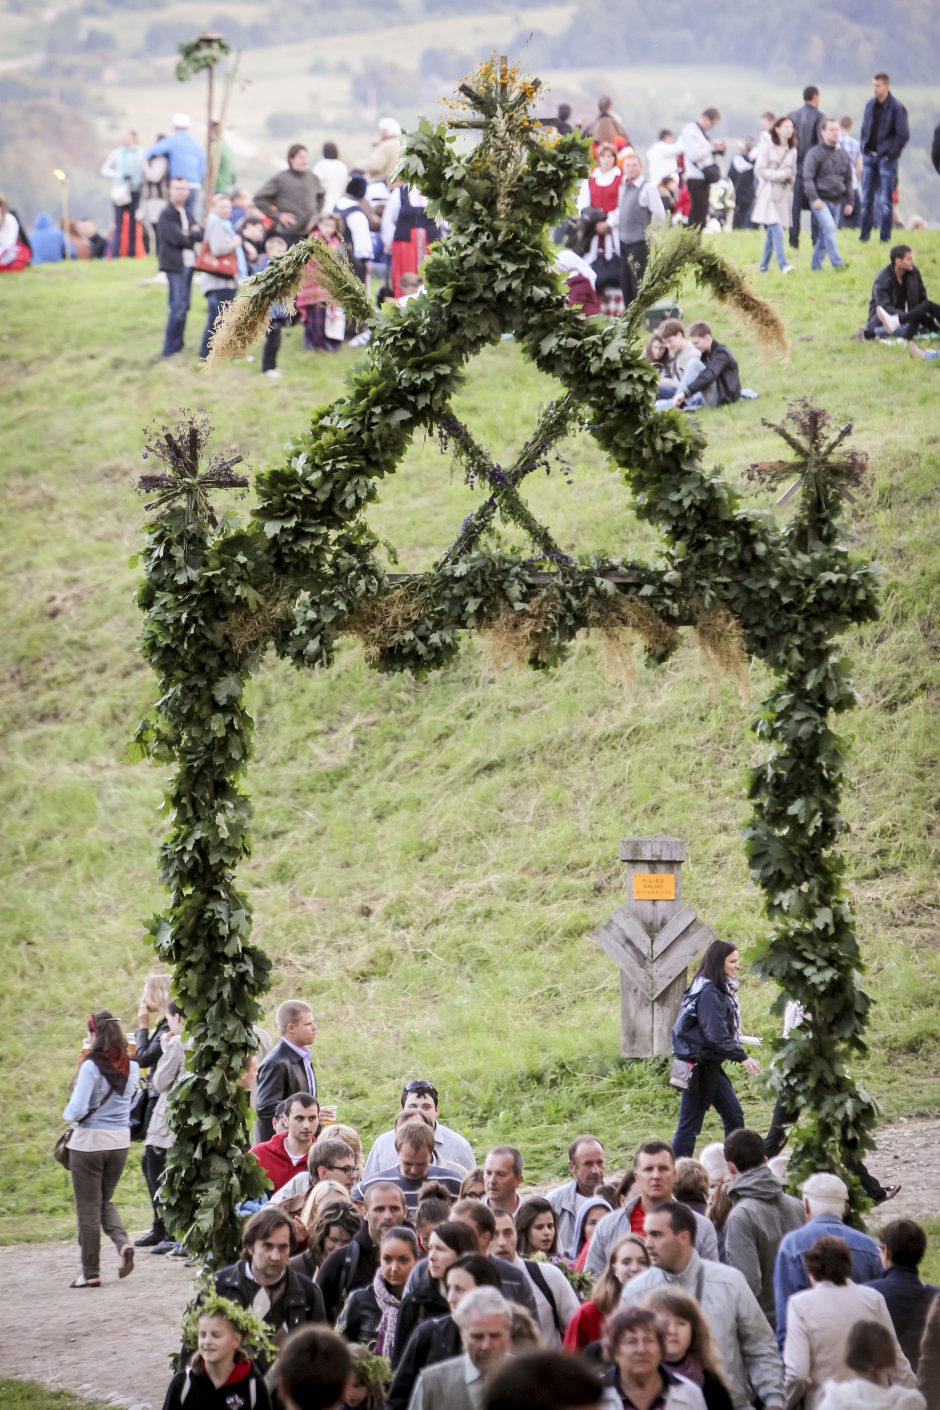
[401,1080,438,1103]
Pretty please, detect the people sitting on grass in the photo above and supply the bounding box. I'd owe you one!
[855,245,940,342]
[655,321,742,412]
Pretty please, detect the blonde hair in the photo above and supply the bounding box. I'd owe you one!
[299,1179,352,1234]
[142,974,172,1013]
[329,1123,363,1165]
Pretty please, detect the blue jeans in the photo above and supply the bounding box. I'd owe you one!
[162,268,193,356]
[655,356,706,412]
[200,288,235,359]
[672,1060,745,1158]
[759,223,787,272]
[858,153,897,242]
[811,200,845,269]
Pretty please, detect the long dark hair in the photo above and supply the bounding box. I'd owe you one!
[692,940,737,993]
[516,1197,560,1256]
[771,116,797,149]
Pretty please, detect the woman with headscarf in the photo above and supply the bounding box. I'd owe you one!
[63,1011,139,1287]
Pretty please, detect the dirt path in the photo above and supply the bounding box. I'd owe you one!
[2,1119,938,1408]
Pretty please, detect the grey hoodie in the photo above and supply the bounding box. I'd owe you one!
[724,1164,805,1323]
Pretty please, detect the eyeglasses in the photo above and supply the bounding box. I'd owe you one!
[401,1079,439,1102]
[327,1164,358,1176]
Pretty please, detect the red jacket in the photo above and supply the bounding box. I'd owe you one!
[250,1132,309,1192]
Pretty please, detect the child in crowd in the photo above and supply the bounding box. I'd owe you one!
[396,272,423,305]
[255,232,290,379]
[338,1343,390,1409]
[163,1297,272,1410]
[296,213,346,352]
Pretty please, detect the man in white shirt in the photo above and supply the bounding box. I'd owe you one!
[362,1078,475,1176]
[491,1209,580,1346]
[646,129,683,186]
[681,107,723,230]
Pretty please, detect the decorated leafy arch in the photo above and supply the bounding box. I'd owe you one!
[135,62,880,1264]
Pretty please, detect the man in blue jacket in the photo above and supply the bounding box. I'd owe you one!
[146,114,205,219]
[858,73,910,243]
[773,1171,881,1350]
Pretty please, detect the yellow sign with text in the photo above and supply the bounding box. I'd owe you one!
[633,873,676,901]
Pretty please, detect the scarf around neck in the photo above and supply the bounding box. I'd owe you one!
[666,1351,704,1385]
[372,1267,403,1355]
[84,1049,130,1094]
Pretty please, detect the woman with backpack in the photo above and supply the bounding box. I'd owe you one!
[670,940,762,1158]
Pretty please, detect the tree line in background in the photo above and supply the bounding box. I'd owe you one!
[1,0,938,227]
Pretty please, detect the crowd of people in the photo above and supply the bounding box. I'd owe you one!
[3,71,937,374]
[59,938,939,1410]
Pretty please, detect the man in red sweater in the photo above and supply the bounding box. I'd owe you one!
[250,1092,319,1192]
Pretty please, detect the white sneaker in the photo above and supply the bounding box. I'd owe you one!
[781,264,794,275]
[263,369,282,379]
[876,305,901,334]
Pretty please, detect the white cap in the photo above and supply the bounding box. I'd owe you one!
[173,112,190,129]
[378,117,401,137]
[801,1172,849,1204]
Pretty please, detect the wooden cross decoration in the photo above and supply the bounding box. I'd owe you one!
[590,837,715,1057]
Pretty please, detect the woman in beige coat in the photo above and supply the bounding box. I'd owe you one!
[753,116,797,273]
[783,1236,916,1410]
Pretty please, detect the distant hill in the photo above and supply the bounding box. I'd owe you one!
[0,0,937,224]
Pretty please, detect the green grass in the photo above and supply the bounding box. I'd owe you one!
[0,1385,112,1410]
[1,232,938,1247]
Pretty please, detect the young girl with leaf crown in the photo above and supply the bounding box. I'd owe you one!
[163,1294,274,1409]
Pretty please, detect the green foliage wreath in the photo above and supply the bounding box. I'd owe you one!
[135,60,880,1263]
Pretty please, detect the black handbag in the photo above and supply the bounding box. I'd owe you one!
[701,162,721,185]
[128,1083,154,1142]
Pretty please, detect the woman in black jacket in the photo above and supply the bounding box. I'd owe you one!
[134,973,172,1249]
[336,1227,418,1355]
[671,940,761,1158]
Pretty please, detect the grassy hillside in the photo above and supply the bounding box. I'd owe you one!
[1,231,938,1250]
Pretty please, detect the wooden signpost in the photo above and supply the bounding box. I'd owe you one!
[590,837,715,1057]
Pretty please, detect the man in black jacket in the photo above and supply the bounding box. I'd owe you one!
[214,1206,325,1372]
[316,1181,407,1322]
[254,999,317,1141]
[155,177,202,358]
[673,322,742,410]
[803,119,854,271]
[866,1219,939,1373]
[858,73,910,243]
[859,245,940,340]
[788,85,825,249]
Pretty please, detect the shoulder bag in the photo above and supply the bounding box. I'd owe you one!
[53,1086,112,1170]
[194,244,239,277]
